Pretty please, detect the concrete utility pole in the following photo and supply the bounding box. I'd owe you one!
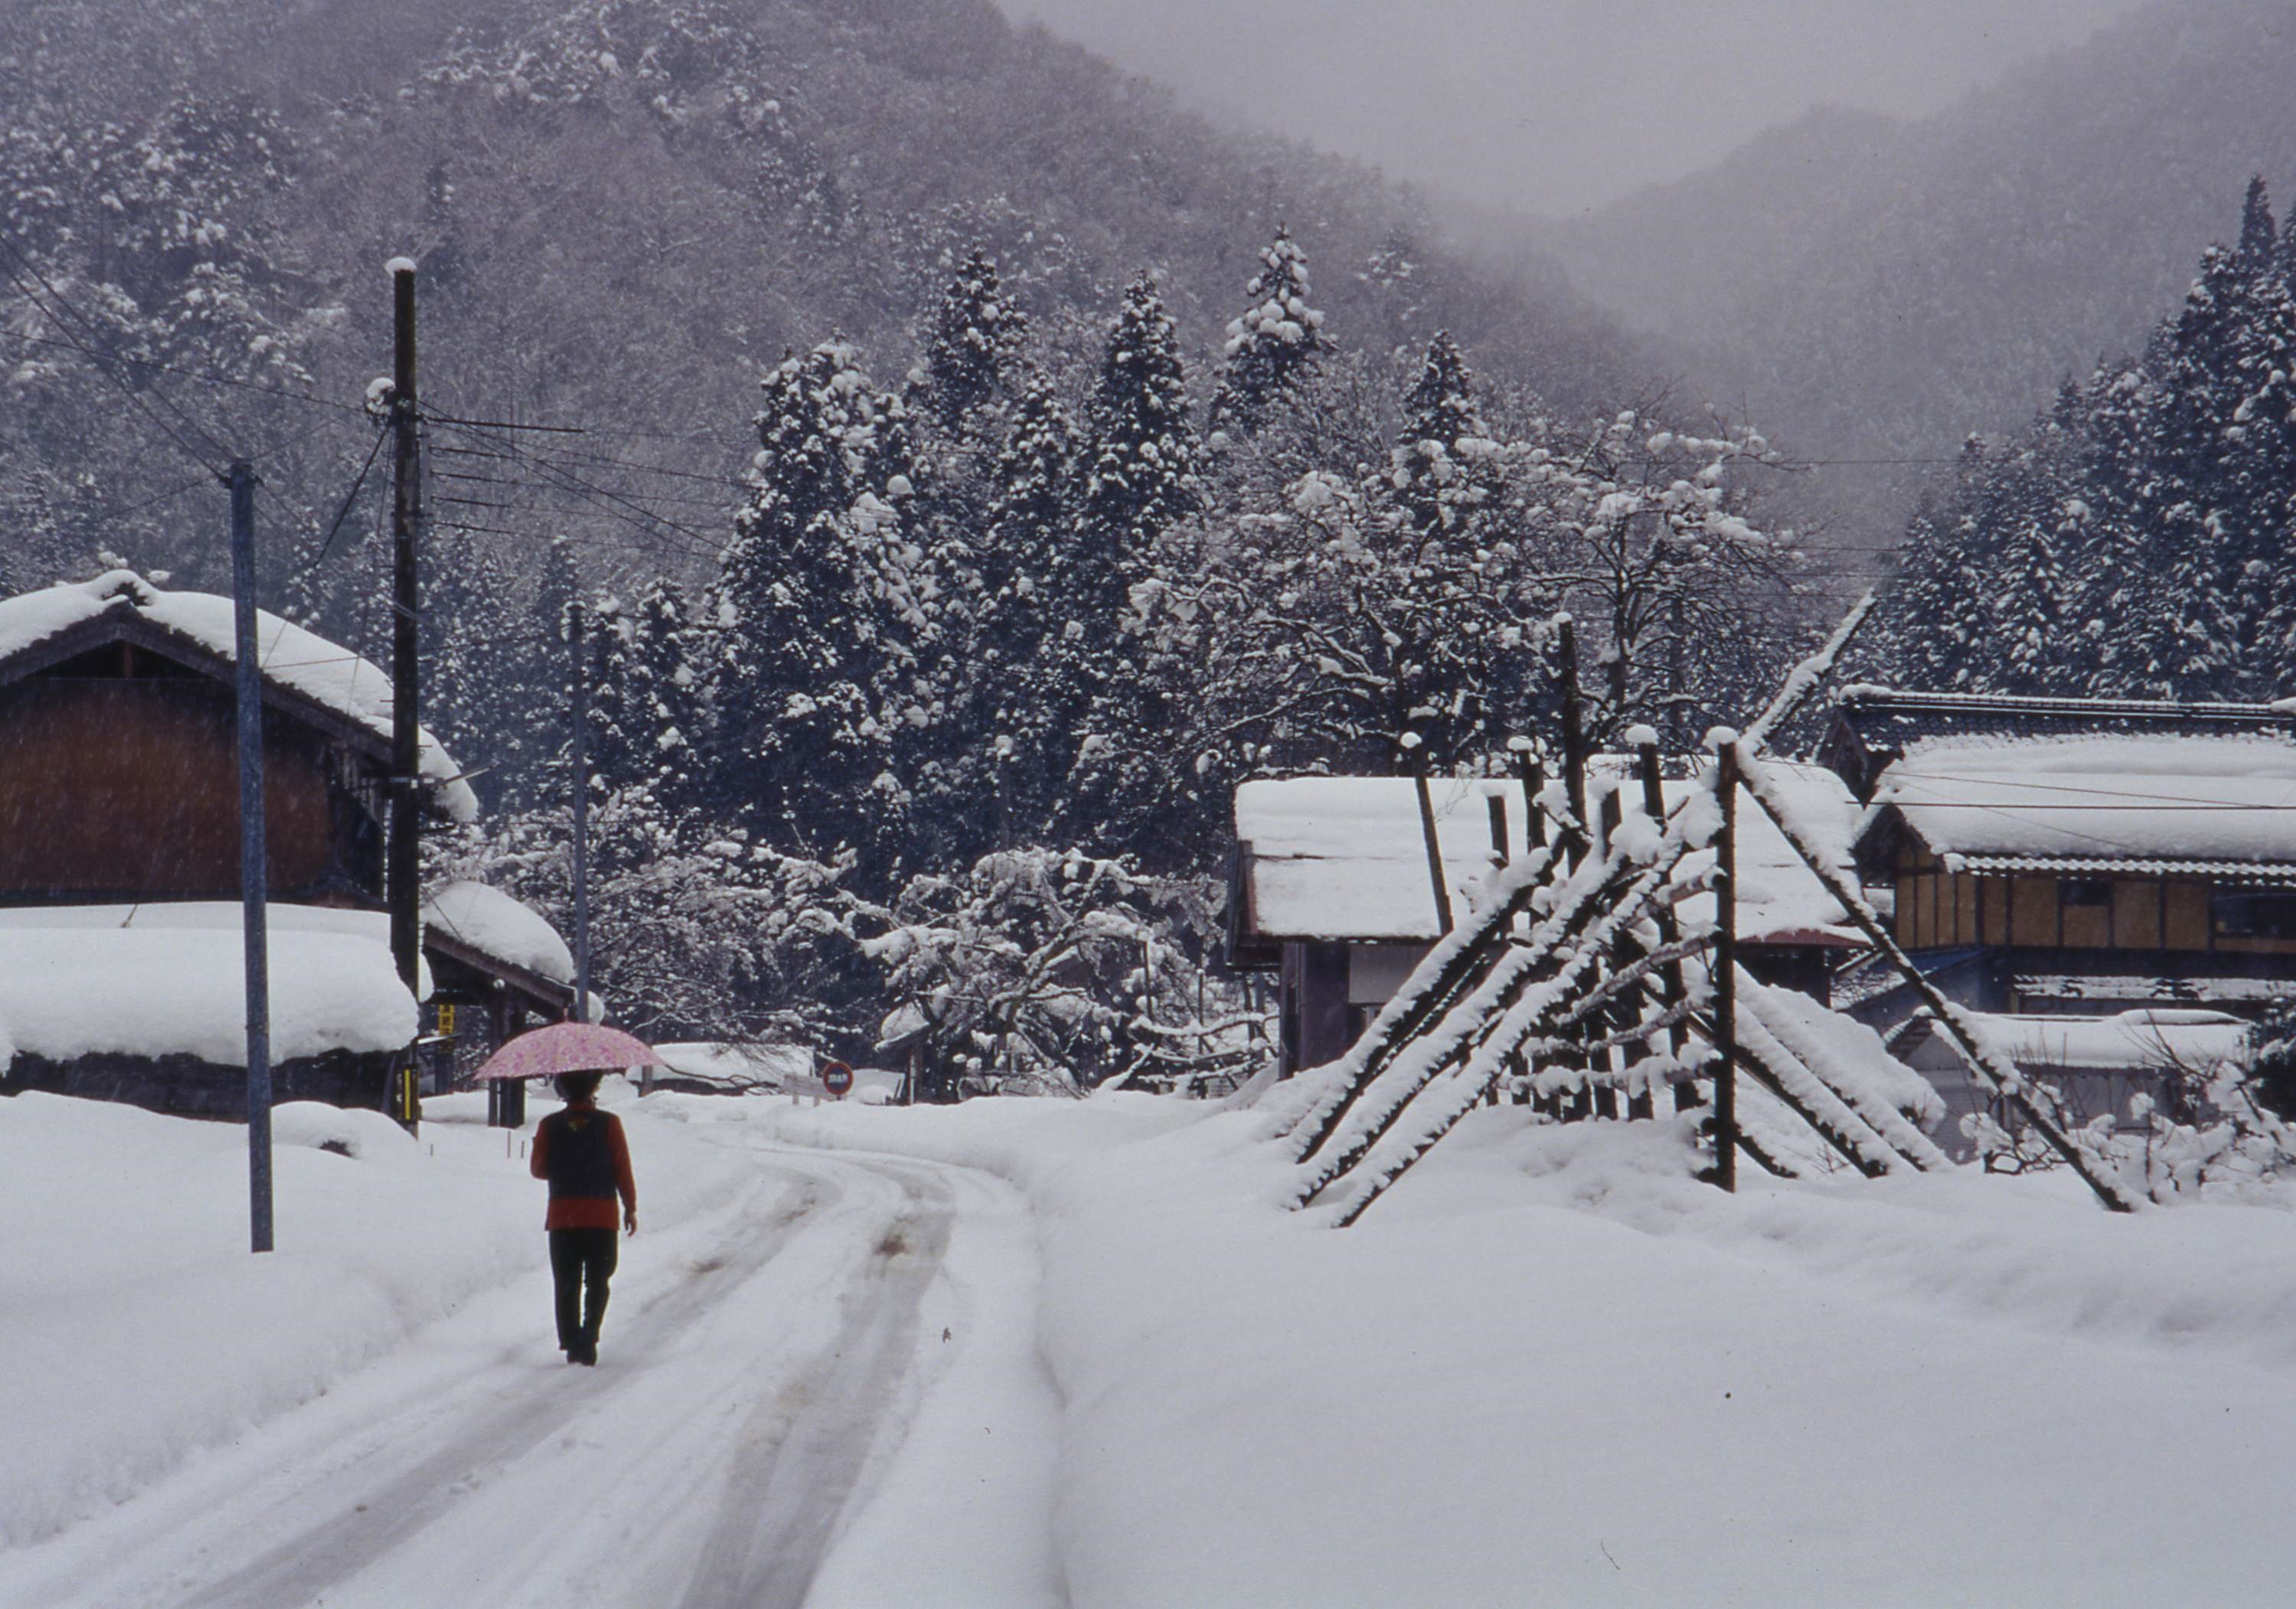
[387,256,423,1131]
[230,459,274,1253]
[569,598,591,1024]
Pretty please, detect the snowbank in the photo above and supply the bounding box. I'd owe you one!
[753,1094,2296,1606]
[0,903,416,1068]
[0,570,476,821]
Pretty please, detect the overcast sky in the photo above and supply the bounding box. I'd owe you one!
[998,0,2155,216]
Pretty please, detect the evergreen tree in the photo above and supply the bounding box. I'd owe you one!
[1210,227,1327,438]
[1882,181,2296,704]
[1065,273,1200,850]
[704,338,916,870]
[915,246,1027,436]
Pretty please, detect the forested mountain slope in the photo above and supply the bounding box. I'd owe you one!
[1,0,1649,596]
[1525,0,2296,538]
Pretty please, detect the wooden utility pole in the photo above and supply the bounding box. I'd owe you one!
[569,598,592,1024]
[1635,735,1697,1115]
[230,459,273,1253]
[1410,756,1454,938]
[1555,615,1589,841]
[1710,736,1739,1191]
[387,256,423,1132]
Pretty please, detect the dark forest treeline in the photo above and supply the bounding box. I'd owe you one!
[1870,181,2296,703]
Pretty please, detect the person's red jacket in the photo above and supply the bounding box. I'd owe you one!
[529,1102,637,1232]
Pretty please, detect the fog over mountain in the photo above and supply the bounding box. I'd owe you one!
[1001,0,2148,214]
[1513,0,2296,543]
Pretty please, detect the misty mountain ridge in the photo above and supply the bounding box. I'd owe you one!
[1507,0,2296,543]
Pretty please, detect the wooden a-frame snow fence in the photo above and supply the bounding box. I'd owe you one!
[1273,598,2150,1223]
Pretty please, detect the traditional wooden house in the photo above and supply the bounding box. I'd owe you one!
[1831,687,2296,1024]
[0,570,574,1117]
[1227,762,1863,1075]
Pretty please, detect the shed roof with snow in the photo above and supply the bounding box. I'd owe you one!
[0,903,418,1072]
[1860,733,2296,880]
[0,570,476,821]
[1824,685,2296,802]
[1231,761,1863,958]
[1231,776,1533,955]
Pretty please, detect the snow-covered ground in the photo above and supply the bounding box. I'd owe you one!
[5,1083,2294,1606]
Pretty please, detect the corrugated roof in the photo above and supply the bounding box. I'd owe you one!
[1870,733,2296,869]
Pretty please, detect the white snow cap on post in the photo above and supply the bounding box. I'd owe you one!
[385,256,418,276]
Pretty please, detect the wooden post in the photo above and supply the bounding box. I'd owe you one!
[1411,757,1454,937]
[1637,736,1697,1115]
[569,599,591,1023]
[1710,736,1739,1191]
[1555,615,1588,845]
[386,256,423,1135]
[230,459,273,1254]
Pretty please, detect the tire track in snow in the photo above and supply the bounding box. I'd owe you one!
[675,1163,954,1608]
[174,1176,837,1609]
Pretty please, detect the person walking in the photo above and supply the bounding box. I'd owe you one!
[529,1072,637,1365]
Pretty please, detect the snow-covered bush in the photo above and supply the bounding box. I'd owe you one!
[858,847,1241,1098]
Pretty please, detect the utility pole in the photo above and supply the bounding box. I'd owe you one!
[1710,736,1739,1192]
[569,598,592,1025]
[230,459,273,1254]
[1554,613,1589,844]
[387,256,423,1133]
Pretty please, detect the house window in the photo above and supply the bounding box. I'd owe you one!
[2059,879,2112,950]
[2212,890,2296,939]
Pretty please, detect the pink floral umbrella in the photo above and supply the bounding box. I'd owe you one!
[473,1021,669,1081]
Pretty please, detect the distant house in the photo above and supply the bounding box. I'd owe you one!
[1830,687,2296,1025]
[0,570,575,1118]
[1893,1007,2252,1159]
[1227,762,1863,1076]
[1809,687,2296,1153]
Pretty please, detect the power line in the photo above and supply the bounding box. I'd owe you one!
[0,237,229,476]
[5,330,366,415]
[430,418,727,560]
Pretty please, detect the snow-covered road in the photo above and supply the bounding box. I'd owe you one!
[0,1138,1066,1609]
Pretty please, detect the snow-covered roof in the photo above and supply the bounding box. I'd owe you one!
[1621,760,1863,947]
[653,1040,811,1091]
[0,903,418,1069]
[0,570,476,822]
[1963,1009,2252,1073]
[423,881,573,987]
[1236,762,1864,948]
[1870,734,2296,870]
[1234,776,1535,942]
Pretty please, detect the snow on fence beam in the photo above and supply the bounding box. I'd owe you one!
[1279,831,1575,1163]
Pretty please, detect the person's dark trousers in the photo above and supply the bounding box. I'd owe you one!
[548,1226,619,1359]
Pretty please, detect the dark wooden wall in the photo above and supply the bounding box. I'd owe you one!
[0,678,346,900]
[0,1048,393,1118]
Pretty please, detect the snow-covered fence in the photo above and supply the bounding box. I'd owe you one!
[1268,592,2049,1223]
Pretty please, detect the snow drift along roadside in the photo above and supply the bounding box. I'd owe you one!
[755,1092,2296,1607]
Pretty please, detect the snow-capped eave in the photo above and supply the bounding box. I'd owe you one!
[0,591,472,821]
[1863,799,2296,882]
